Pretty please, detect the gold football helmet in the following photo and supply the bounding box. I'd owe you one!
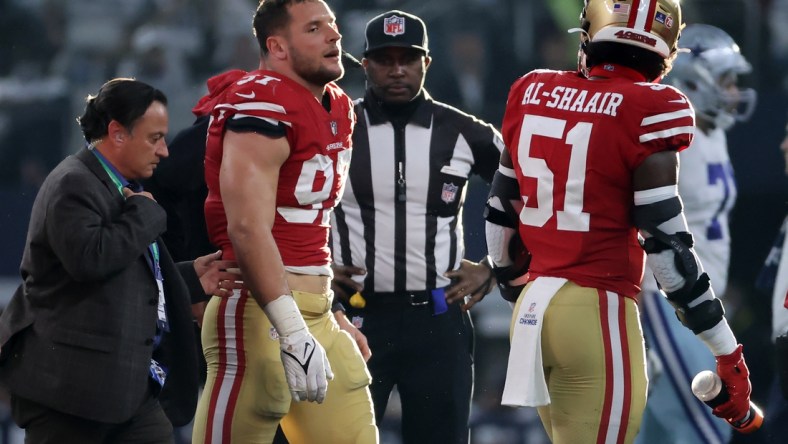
[575,0,683,58]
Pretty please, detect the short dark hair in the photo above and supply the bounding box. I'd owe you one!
[584,42,675,82]
[253,0,318,56]
[78,78,167,143]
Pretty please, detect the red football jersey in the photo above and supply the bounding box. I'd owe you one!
[204,70,355,273]
[502,64,695,297]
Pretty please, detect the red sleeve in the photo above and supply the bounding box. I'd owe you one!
[212,72,300,132]
[625,83,695,170]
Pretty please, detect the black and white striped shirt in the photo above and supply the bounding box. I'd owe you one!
[331,90,503,293]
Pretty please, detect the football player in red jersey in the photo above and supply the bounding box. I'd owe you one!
[192,1,378,443]
[484,1,754,443]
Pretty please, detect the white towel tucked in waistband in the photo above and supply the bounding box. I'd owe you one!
[501,276,567,407]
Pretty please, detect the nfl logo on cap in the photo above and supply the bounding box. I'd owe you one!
[384,15,405,36]
[364,10,429,56]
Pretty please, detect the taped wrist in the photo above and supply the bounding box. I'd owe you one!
[264,295,308,338]
[697,318,738,356]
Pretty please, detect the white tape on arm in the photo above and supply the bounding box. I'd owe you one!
[263,294,307,338]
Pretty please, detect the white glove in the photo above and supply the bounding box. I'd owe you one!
[264,295,334,403]
[279,328,334,403]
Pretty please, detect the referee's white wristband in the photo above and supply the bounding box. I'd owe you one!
[263,295,307,338]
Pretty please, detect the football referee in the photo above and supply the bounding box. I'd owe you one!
[330,10,503,444]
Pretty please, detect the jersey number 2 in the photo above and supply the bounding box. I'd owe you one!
[516,115,591,232]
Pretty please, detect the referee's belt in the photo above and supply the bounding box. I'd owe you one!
[363,289,446,307]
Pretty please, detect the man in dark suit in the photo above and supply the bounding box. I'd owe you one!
[0,78,237,443]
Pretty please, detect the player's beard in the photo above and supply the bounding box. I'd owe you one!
[291,47,344,86]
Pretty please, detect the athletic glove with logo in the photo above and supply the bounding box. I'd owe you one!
[264,295,334,403]
[714,344,752,421]
[279,328,333,403]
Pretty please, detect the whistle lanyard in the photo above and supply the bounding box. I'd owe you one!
[91,148,168,332]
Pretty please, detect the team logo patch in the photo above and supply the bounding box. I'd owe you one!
[441,182,459,204]
[330,121,338,136]
[269,326,279,340]
[351,316,364,329]
[665,15,674,28]
[384,15,405,36]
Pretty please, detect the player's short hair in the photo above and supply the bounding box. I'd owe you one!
[253,0,319,55]
[78,78,167,143]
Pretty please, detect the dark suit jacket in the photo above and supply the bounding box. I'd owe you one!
[0,148,201,426]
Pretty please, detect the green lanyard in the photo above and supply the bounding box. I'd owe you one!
[92,149,169,341]
[94,153,160,264]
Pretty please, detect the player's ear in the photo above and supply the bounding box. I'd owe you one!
[266,36,287,61]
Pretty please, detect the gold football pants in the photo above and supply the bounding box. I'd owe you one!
[511,281,648,444]
[193,290,378,444]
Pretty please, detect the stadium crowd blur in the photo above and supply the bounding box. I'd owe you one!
[1,0,787,443]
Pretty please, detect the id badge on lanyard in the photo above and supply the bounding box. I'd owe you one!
[93,149,170,332]
[151,245,170,333]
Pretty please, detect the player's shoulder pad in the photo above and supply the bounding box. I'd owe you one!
[630,80,694,115]
[223,71,302,110]
[629,81,695,150]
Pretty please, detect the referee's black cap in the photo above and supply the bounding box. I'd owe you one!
[363,10,429,57]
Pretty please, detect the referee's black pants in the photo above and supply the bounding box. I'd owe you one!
[347,292,474,444]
